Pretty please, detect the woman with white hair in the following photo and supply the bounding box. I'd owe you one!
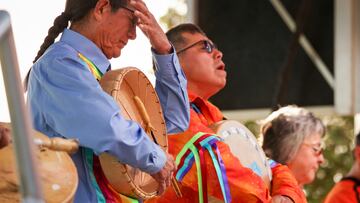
[260,105,325,187]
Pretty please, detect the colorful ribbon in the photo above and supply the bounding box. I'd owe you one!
[176,132,232,203]
[79,53,139,203]
[78,53,103,80]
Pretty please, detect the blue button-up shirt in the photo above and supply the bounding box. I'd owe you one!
[27,29,189,202]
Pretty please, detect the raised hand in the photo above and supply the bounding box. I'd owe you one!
[130,0,172,54]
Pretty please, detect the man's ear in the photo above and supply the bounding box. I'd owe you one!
[93,0,111,21]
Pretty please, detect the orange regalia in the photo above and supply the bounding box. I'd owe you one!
[324,177,360,203]
[146,90,306,203]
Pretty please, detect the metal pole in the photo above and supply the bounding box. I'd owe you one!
[0,10,44,203]
[269,0,335,89]
[354,0,360,137]
[186,0,198,24]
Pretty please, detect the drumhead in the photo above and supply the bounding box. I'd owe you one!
[210,120,272,189]
[99,67,167,199]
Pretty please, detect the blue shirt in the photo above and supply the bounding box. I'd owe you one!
[27,29,189,202]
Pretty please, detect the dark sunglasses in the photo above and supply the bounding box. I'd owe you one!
[176,40,217,54]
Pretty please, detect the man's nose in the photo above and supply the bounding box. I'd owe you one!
[213,48,223,60]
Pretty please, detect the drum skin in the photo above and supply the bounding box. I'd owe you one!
[0,123,78,203]
[99,67,167,200]
[210,120,272,189]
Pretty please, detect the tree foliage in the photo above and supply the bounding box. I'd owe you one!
[159,0,187,30]
[160,8,186,30]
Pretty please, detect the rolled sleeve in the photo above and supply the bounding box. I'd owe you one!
[152,48,190,134]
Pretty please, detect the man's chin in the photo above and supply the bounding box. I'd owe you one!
[113,50,122,58]
[214,82,226,94]
[221,79,227,88]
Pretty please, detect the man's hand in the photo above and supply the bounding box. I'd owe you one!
[271,195,294,203]
[150,152,176,195]
[0,124,11,149]
[130,0,172,54]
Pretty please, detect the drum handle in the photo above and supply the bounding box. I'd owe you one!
[133,96,182,198]
[133,96,154,135]
[2,122,79,154]
[33,137,79,154]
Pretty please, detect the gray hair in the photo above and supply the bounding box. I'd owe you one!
[260,105,325,164]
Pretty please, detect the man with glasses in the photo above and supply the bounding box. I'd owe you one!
[147,23,306,202]
[324,132,360,203]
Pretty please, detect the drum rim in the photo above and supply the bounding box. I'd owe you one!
[99,67,167,199]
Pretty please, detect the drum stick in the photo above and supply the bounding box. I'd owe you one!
[171,176,182,198]
[34,137,79,154]
[1,122,79,154]
[133,96,183,197]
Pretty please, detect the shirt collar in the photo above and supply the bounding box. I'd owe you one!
[188,89,224,122]
[188,89,202,103]
[60,29,110,74]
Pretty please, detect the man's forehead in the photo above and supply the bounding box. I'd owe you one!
[183,32,210,44]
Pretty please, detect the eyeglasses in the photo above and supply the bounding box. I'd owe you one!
[176,40,217,54]
[303,142,324,156]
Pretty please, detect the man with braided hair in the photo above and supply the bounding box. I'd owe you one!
[324,131,360,203]
[146,23,306,203]
[26,0,190,202]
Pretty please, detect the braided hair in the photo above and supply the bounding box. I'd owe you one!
[25,0,126,89]
[33,0,127,63]
[33,0,97,63]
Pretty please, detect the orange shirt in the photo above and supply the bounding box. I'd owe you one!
[324,177,360,203]
[147,91,306,202]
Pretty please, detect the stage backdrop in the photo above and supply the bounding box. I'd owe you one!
[198,0,333,110]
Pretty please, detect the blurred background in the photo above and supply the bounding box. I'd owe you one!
[1,0,360,202]
[161,0,359,202]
